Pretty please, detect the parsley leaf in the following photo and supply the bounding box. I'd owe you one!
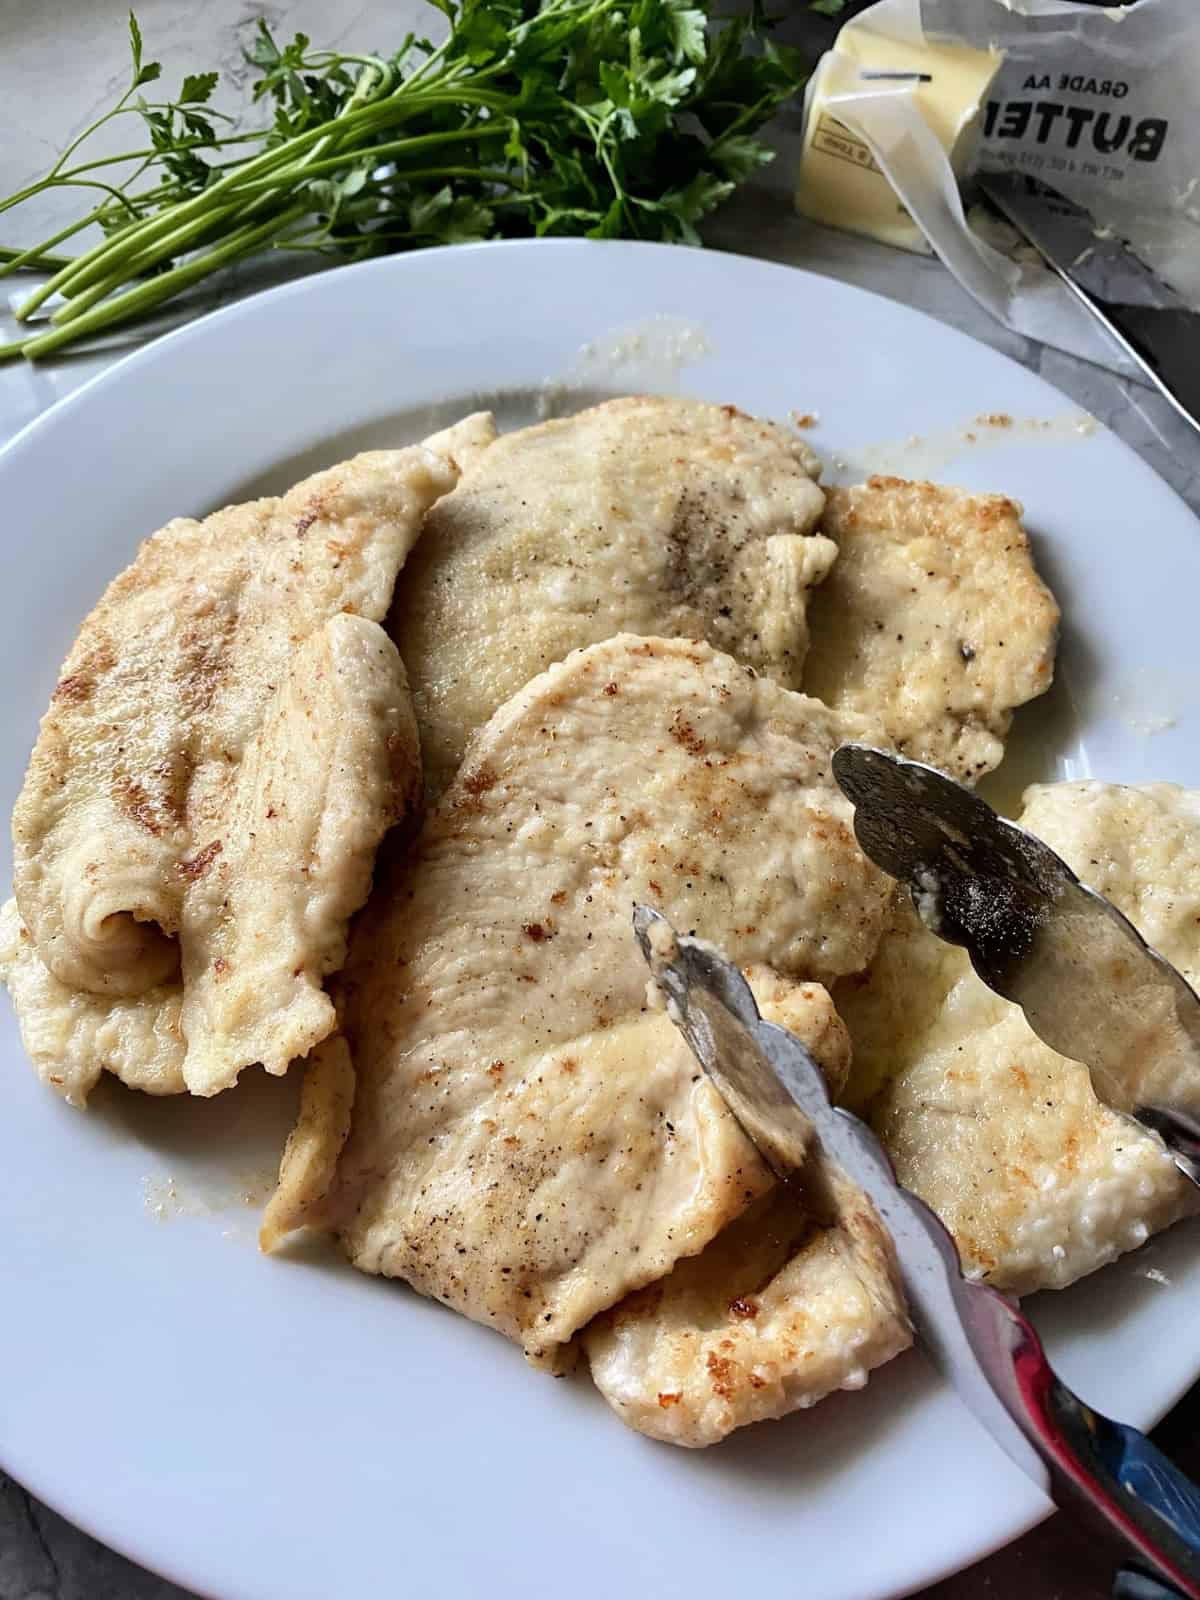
[128,11,161,86]
[179,71,219,104]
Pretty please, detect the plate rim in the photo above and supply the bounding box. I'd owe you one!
[1,234,1196,1600]
[3,236,1196,528]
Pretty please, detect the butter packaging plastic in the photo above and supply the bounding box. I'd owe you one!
[794,0,1200,373]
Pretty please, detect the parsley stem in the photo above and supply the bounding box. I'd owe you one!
[3,195,155,299]
[49,107,458,318]
[44,98,135,185]
[51,195,253,309]
[14,122,337,320]
[13,100,376,321]
[0,180,61,219]
[59,148,520,307]
[58,133,264,180]
[15,80,485,323]
[50,198,256,323]
[18,202,308,363]
[0,215,99,279]
[323,52,395,80]
[229,124,509,196]
[0,243,75,272]
[43,177,144,218]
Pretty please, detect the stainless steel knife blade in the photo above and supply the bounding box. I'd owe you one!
[831,743,1200,1180]
[979,174,1200,437]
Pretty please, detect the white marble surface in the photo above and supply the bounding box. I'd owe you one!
[1,4,1198,1599]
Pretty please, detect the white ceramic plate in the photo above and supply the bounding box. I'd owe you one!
[2,239,1198,1600]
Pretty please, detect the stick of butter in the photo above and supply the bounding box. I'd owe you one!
[795,0,1003,254]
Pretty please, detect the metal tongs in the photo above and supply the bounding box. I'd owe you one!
[633,746,1200,1600]
[831,745,1200,1184]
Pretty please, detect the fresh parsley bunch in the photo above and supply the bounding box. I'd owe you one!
[0,0,810,362]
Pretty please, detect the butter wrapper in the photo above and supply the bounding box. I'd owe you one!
[795,0,1199,378]
[796,0,1002,256]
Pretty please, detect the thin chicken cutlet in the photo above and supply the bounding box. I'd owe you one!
[4,424,483,1098]
[264,636,901,1419]
[804,476,1059,782]
[390,396,837,796]
[842,782,1200,1294]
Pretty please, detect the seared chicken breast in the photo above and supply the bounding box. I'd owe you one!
[583,1168,911,1447]
[803,477,1059,781]
[5,435,471,1096]
[391,397,835,796]
[261,1033,357,1248]
[582,982,911,1446]
[266,636,894,1383]
[0,897,185,1101]
[9,387,1149,1459]
[844,782,1200,1293]
[3,615,419,1099]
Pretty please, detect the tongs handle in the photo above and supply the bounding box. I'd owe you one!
[1011,1319,1200,1599]
[1087,1420,1200,1598]
[631,904,1200,1595]
[1116,1569,1194,1598]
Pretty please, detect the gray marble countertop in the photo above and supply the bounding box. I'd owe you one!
[1,4,1197,1598]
